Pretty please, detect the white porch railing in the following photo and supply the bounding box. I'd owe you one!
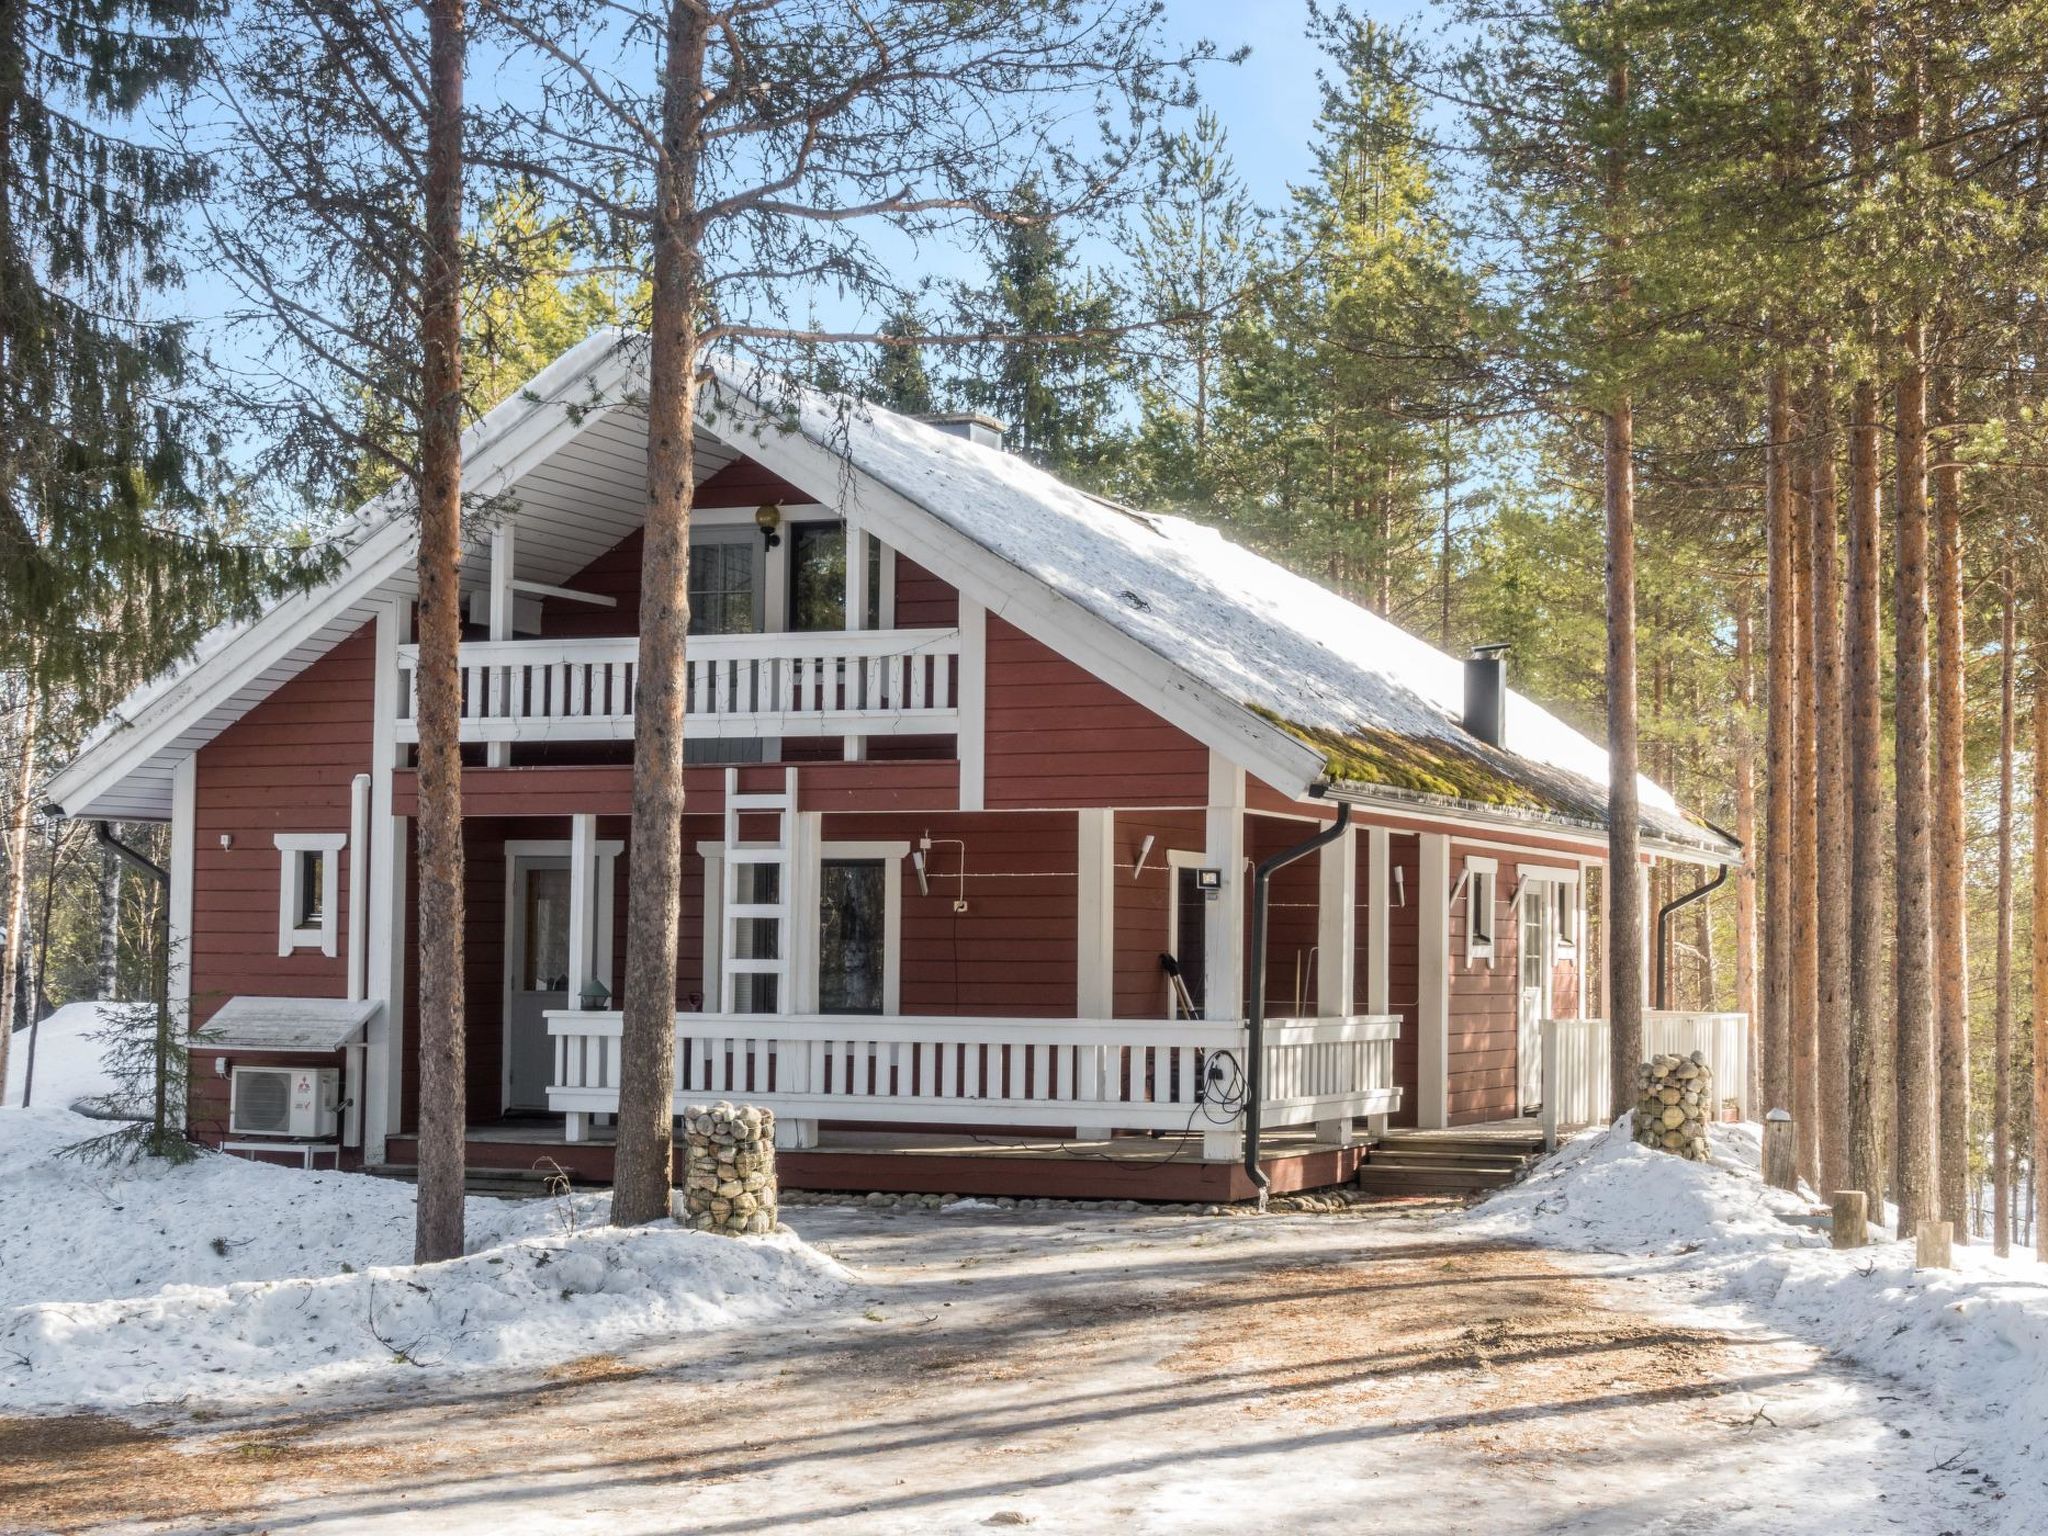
[546,1010,1402,1156]
[1539,1010,1751,1150]
[394,627,960,744]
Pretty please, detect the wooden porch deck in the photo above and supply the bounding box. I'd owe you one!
[384,1120,1368,1203]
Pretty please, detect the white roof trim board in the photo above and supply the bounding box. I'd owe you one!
[200,996,379,1053]
[52,330,1737,861]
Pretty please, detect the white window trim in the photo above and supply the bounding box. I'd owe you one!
[1464,855,1498,968]
[275,832,347,957]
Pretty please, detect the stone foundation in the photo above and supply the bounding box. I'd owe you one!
[1633,1052,1713,1161]
[681,1102,778,1234]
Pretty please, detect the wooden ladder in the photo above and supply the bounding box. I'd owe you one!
[720,766,796,1015]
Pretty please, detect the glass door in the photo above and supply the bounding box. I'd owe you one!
[1518,881,1556,1115]
[508,861,570,1112]
[818,860,886,1014]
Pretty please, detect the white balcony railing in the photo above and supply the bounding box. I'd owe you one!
[394,627,960,744]
[546,1010,1402,1156]
[1539,1010,1751,1150]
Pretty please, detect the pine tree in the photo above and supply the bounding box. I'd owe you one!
[954,179,1122,478]
[866,308,938,417]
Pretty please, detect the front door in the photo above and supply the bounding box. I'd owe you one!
[508,859,571,1111]
[1518,881,1555,1115]
[818,859,886,1014]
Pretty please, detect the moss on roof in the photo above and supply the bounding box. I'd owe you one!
[1256,709,1549,810]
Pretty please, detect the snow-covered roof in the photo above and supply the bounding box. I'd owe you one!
[198,996,379,1053]
[51,330,1733,859]
[748,371,1734,859]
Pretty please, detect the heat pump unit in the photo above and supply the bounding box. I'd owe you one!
[229,1065,340,1138]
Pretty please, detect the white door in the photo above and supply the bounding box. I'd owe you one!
[507,859,571,1112]
[1517,882,1556,1115]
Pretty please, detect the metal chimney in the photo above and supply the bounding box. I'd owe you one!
[914,412,1006,450]
[1463,644,1509,748]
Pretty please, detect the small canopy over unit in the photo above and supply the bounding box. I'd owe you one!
[200,996,379,1053]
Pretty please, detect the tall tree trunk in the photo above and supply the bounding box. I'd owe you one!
[1846,374,1889,1218]
[1993,539,2015,1256]
[1892,321,1935,1235]
[1929,366,1969,1241]
[1605,394,1642,1117]
[0,679,39,1095]
[98,839,122,1001]
[1808,371,1850,1195]
[2035,578,2048,1261]
[1762,365,1797,1119]
[613,0,709,1227]
[412,0,469,1265]
[1791,416,1819,1181]
[1734,581,1760,1113]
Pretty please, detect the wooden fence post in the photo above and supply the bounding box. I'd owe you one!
[1763,1108,1797,1191]
[1830,1189,1868,1249]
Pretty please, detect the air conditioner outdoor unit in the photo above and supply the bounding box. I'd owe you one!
[229,1065,341,1138]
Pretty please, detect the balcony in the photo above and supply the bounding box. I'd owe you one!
[394,628,961,744]
[545,1010,1403,1155]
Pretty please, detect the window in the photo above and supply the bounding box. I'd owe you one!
[789,521,846,632]
[818,860,886,1014]
[688,534,759,636]
[1465,856,1498,966]
[275,832,346,957]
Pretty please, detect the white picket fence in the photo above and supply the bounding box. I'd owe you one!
[547,1010,1402,1153]
[395,627,960,744]
[1539,1010,1751,1150]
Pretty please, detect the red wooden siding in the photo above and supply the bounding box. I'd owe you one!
[1446,846,1520,1125]
[822,811,1078,1017]
[694,456,809,509]
[187,623,376,1139]
[983,616,1209,808]
[1111,809,1204,1018]
[893,554,958,628]
[1245,814,1322,1018]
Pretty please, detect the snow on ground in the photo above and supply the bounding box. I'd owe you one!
[5,1000,126,1111]
[0,1014,848,1414]
[1459,1118,2048,1524]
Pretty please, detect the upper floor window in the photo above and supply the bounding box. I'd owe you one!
[689,534,760,635]
[789,521,846,632]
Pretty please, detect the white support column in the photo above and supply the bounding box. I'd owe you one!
[487,524,515,768]
[568,812,596,1007]
[957,598,987,812]
[843,520,869,762]
[363,598,408,1162]
[1202,754,1246,1164]
[1203,753,1246,1028]
[1366,827,1391,1015]
[844,520,868,630]
[167,754,196,1015]
[1416,832,1452,1129]
[346,772,370,1001]
[1076,809,1115,1019]
[1316,822,1356,1018]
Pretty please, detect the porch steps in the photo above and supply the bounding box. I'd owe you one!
[366,1164,572,1199]
[1354,1125,1548,1198]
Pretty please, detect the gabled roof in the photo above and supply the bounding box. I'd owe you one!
[51,332,1736,861]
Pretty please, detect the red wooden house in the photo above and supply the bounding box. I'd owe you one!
[48,335,1742,1202]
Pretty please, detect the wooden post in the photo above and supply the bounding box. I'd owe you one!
[1915,1218,1953,1269]
[1829,1189,1869,1249]
[1763,1108,1797,1191]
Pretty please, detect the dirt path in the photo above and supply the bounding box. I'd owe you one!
[1,1204,1990,1535]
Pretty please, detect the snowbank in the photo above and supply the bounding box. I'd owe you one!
[0,1023,850,1412]
[5,1000,126,1111]
[1460,1121,2048,1529]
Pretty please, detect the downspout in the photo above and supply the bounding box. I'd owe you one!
[1655,864,1728,1009]
[1244,799,1352,1203]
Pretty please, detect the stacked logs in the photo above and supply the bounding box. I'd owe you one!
[681,1102,779,1235]
[1633,1052,1713,1161]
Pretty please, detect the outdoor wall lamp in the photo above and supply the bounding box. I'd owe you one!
[754,502,782,550]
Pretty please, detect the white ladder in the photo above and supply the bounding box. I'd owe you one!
[720,766,796,1015]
